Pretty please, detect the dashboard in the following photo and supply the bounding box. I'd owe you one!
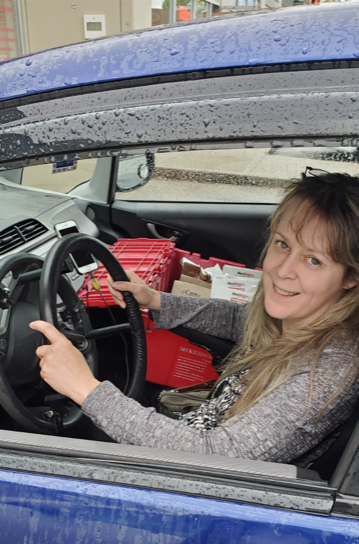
[0,178,99,292]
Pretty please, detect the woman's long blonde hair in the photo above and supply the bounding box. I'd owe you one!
[223,172,359,420]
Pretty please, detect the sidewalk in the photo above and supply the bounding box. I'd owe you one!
[155,148,359,186]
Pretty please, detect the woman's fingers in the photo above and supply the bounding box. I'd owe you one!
[107,281,126,308]
[106,270,161,310]
[107,271,147,308]
[29,320,100,405]
[36,344,50,360]
[30,320,66,343]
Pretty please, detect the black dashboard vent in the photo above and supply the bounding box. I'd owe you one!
[0,219,48,255]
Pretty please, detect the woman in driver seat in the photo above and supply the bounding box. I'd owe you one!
[31,170,359,465]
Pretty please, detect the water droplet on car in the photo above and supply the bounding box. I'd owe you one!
[274,35,282,42]
[170,50,179,56]
[25,59,32,66]
[302,47,308,55]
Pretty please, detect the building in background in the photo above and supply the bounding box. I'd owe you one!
[151,0,315,26]
[0,0,350,61]
[0,0,19,61]
[9,0,151,55]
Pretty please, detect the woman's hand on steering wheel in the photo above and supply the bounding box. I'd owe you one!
[107,270,161,311]
[30,320,101,406]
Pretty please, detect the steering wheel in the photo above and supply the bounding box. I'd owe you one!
[0,253,96,433]
[0,235,146,435]
[39,233,147,399]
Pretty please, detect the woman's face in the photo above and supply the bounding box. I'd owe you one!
[262,206,355,333]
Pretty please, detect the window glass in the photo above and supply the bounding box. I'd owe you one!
[21,158,97,193]
[194,0,208,19]
[115,147,359,204]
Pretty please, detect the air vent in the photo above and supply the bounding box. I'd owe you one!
[0,219,48,255]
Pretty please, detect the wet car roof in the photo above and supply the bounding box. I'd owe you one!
[0,2,358,102]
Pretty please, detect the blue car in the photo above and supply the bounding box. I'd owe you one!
[0,3,358,542]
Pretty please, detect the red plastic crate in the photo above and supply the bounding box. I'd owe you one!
[143,313,219,387]
[78,239,175,308]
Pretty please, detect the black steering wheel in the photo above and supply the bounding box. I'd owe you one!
[0,235,146,435]
[0,253,93,433]
[40,233,147,394]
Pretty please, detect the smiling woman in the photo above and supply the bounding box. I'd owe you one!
[31,170,359,473]
[262,190,356,332]
[263,210,350,330]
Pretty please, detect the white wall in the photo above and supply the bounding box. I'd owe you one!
[22,0,151,53]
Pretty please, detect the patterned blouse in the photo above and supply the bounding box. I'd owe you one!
[181,370,249,430]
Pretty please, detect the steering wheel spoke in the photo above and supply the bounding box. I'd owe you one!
[86,322,132,340]
[61,329,89,350]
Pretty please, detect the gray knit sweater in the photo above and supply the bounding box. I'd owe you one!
[82,293,359,464]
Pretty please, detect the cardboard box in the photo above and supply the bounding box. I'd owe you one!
[179,274,211,288]
[171,278,210,298]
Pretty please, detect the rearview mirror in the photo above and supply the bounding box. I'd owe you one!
[116,152,155,192]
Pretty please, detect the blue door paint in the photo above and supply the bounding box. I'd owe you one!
[0,469,357,543]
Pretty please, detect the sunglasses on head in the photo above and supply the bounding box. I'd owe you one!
[305,166,359,196]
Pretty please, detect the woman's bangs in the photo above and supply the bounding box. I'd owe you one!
[288,199,341,262]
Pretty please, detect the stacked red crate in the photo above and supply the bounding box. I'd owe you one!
[77,238,175,307]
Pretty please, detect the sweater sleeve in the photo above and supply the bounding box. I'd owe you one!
[151,293,247,342]
[82,336,359,463]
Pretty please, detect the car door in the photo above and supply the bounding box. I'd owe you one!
[0,430,358,543]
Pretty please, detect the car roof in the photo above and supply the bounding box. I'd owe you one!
[0,2,358,102]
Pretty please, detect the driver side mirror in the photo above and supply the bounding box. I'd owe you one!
[116,152,155,192]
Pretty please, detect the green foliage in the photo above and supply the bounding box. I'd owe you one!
[162,0,191,8]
